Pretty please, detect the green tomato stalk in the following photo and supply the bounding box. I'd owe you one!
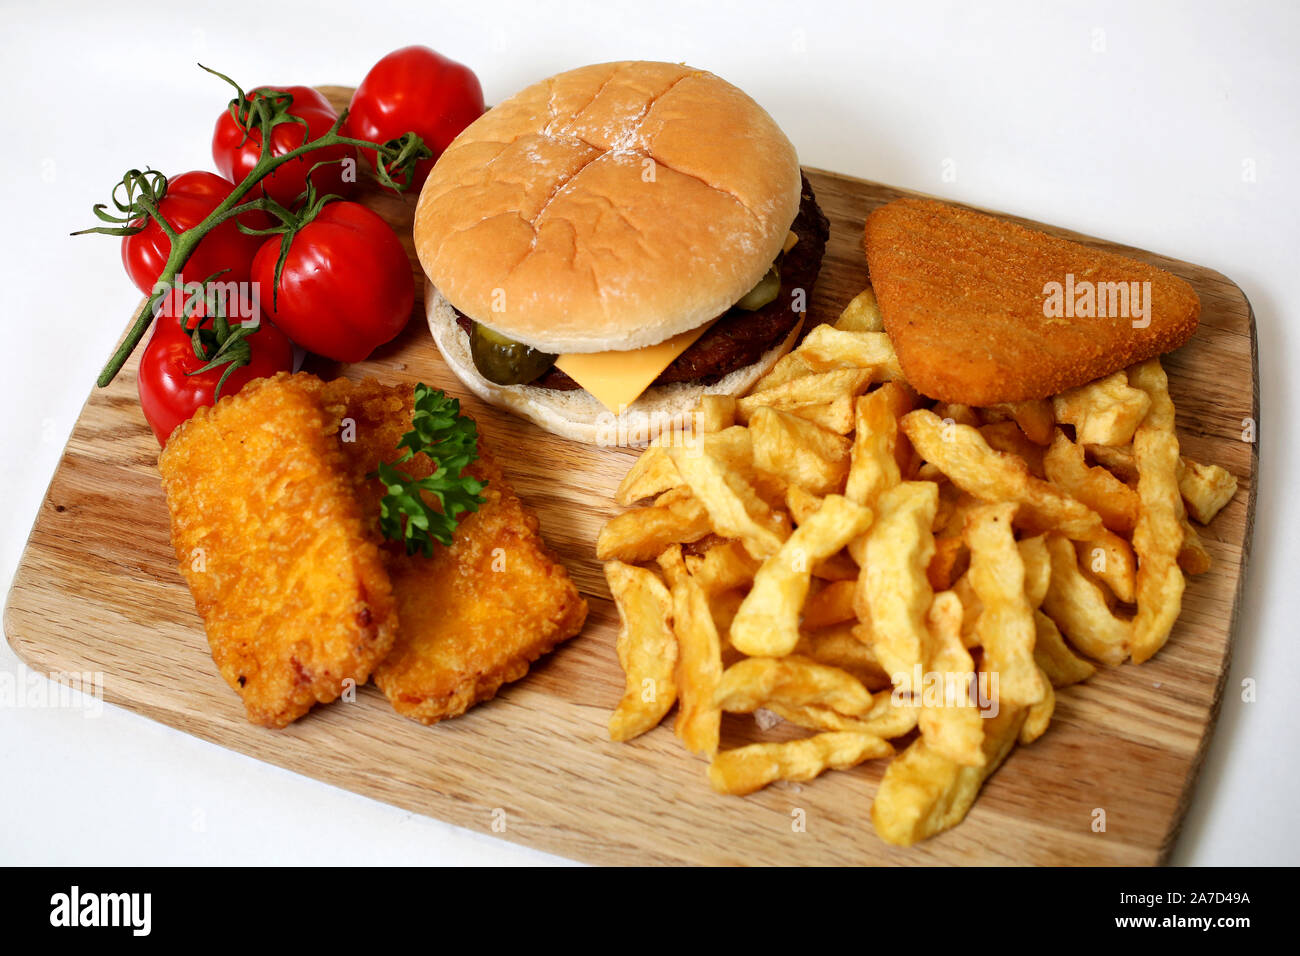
[75,64,433,389]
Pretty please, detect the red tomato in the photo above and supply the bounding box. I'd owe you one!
[138,315,294,445]
[213,86,355,207]
[344,46,484,189]
[121,171,267,297]
[251,202,413,362]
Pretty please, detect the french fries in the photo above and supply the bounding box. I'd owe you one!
[872,707,1025,847]
[666,444,788,559]
[1042,534,1130,665]
[596,487,712,562]
[1053,371,1151,446]
[715,655,875,716]
[658,546,723,756]
[1128,359,1187,663]
[900,409,1104,539]
[599,288,1237,848]
[729,495,872,656]
[709,731,893,796]
[750,407,852,496]
[1043,430,1139,535]
[965,502,1048,709]
[859,482,938,692]
[918,590,984,766]
[605,561,678,741]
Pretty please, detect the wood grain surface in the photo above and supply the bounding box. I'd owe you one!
[3,86,1257,865]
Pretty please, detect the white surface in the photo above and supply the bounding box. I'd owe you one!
[0,0,1294,866]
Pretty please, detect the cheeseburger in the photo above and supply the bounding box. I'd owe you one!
[413,60,829,443]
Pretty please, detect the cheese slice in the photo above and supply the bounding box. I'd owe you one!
[553,322,715,413]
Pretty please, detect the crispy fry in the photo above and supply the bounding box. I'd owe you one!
[614,445,680,505]
[709,732,893,796]
[667,444,789,559]
[1053,371,1152,446]
[846,384,904,507]
[982,399,1055,446]
[1032,610,1096,688]
[871,706,1026,846]
[1127,359,1186,663]
[1076,531,1138,605]
[612,408,742,505]
[1043,430,1140,535]
[715,655,876,716]
[794,325,904,379]
[1018,534,1052,608]
[785,484,823,525]
[596,489,712,562]
[834,285,885,332]
[1042,533,1130,665]
[1180,459,1238,525]
[965,502,1048,709]
[684,538,760,595]
[802,578,858,629]
[1085,442,1140,483]
[979,421,1046,478]
[1019,673,1055,744]
[858,482,938,692]
[749,406,852,496]
[1178,517,1212,575]
[783,395,856,434]
[795,623,892,689]
[769,688,917,738]
[927,536,969,591]
[918,590,985,766]
[730,495,873,656]
[605,561,677,741]
[950,572,982,646]
[901,409,1104,539]
[709,588,747,655]
[751,350,816,393]
[737,368,875,422]
[697,394,738,433]
[932,402,982,429]
[658,546,723,756]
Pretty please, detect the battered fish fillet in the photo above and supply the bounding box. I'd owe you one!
[298,377,589,725]
[863,198,1200,405]
[158,374,398,729]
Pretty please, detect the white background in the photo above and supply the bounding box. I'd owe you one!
[1,0,1294,865]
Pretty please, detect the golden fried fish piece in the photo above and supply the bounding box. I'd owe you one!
[299,376,589,724]
[158,374,398,729]
[863,198,1200,405]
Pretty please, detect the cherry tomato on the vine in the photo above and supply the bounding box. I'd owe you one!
[138,311,294,445]
[344,46,484,189]
[251,201,414,363]
[121,170,267,297]
[213,86,355,207]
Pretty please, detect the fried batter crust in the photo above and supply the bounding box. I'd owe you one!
[299,377,589,725]
[863,199,1200,405]
[158,374,398,728]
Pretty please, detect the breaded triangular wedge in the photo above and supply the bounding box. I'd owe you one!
[863,198,1199,404]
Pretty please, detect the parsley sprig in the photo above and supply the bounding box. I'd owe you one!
[377,384,487,556]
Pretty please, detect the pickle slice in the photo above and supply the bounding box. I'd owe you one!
[735,264,781,311]
[469,322,557,385]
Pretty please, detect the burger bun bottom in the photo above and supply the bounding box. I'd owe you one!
[426,283,801,445]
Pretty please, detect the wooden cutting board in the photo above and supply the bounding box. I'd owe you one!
[3,86,1257,865]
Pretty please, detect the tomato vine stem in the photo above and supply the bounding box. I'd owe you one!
[84,66,431,388]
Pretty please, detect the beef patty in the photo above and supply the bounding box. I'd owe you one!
[452,174,830,390]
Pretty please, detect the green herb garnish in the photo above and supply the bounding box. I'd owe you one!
[377,383,487,557]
